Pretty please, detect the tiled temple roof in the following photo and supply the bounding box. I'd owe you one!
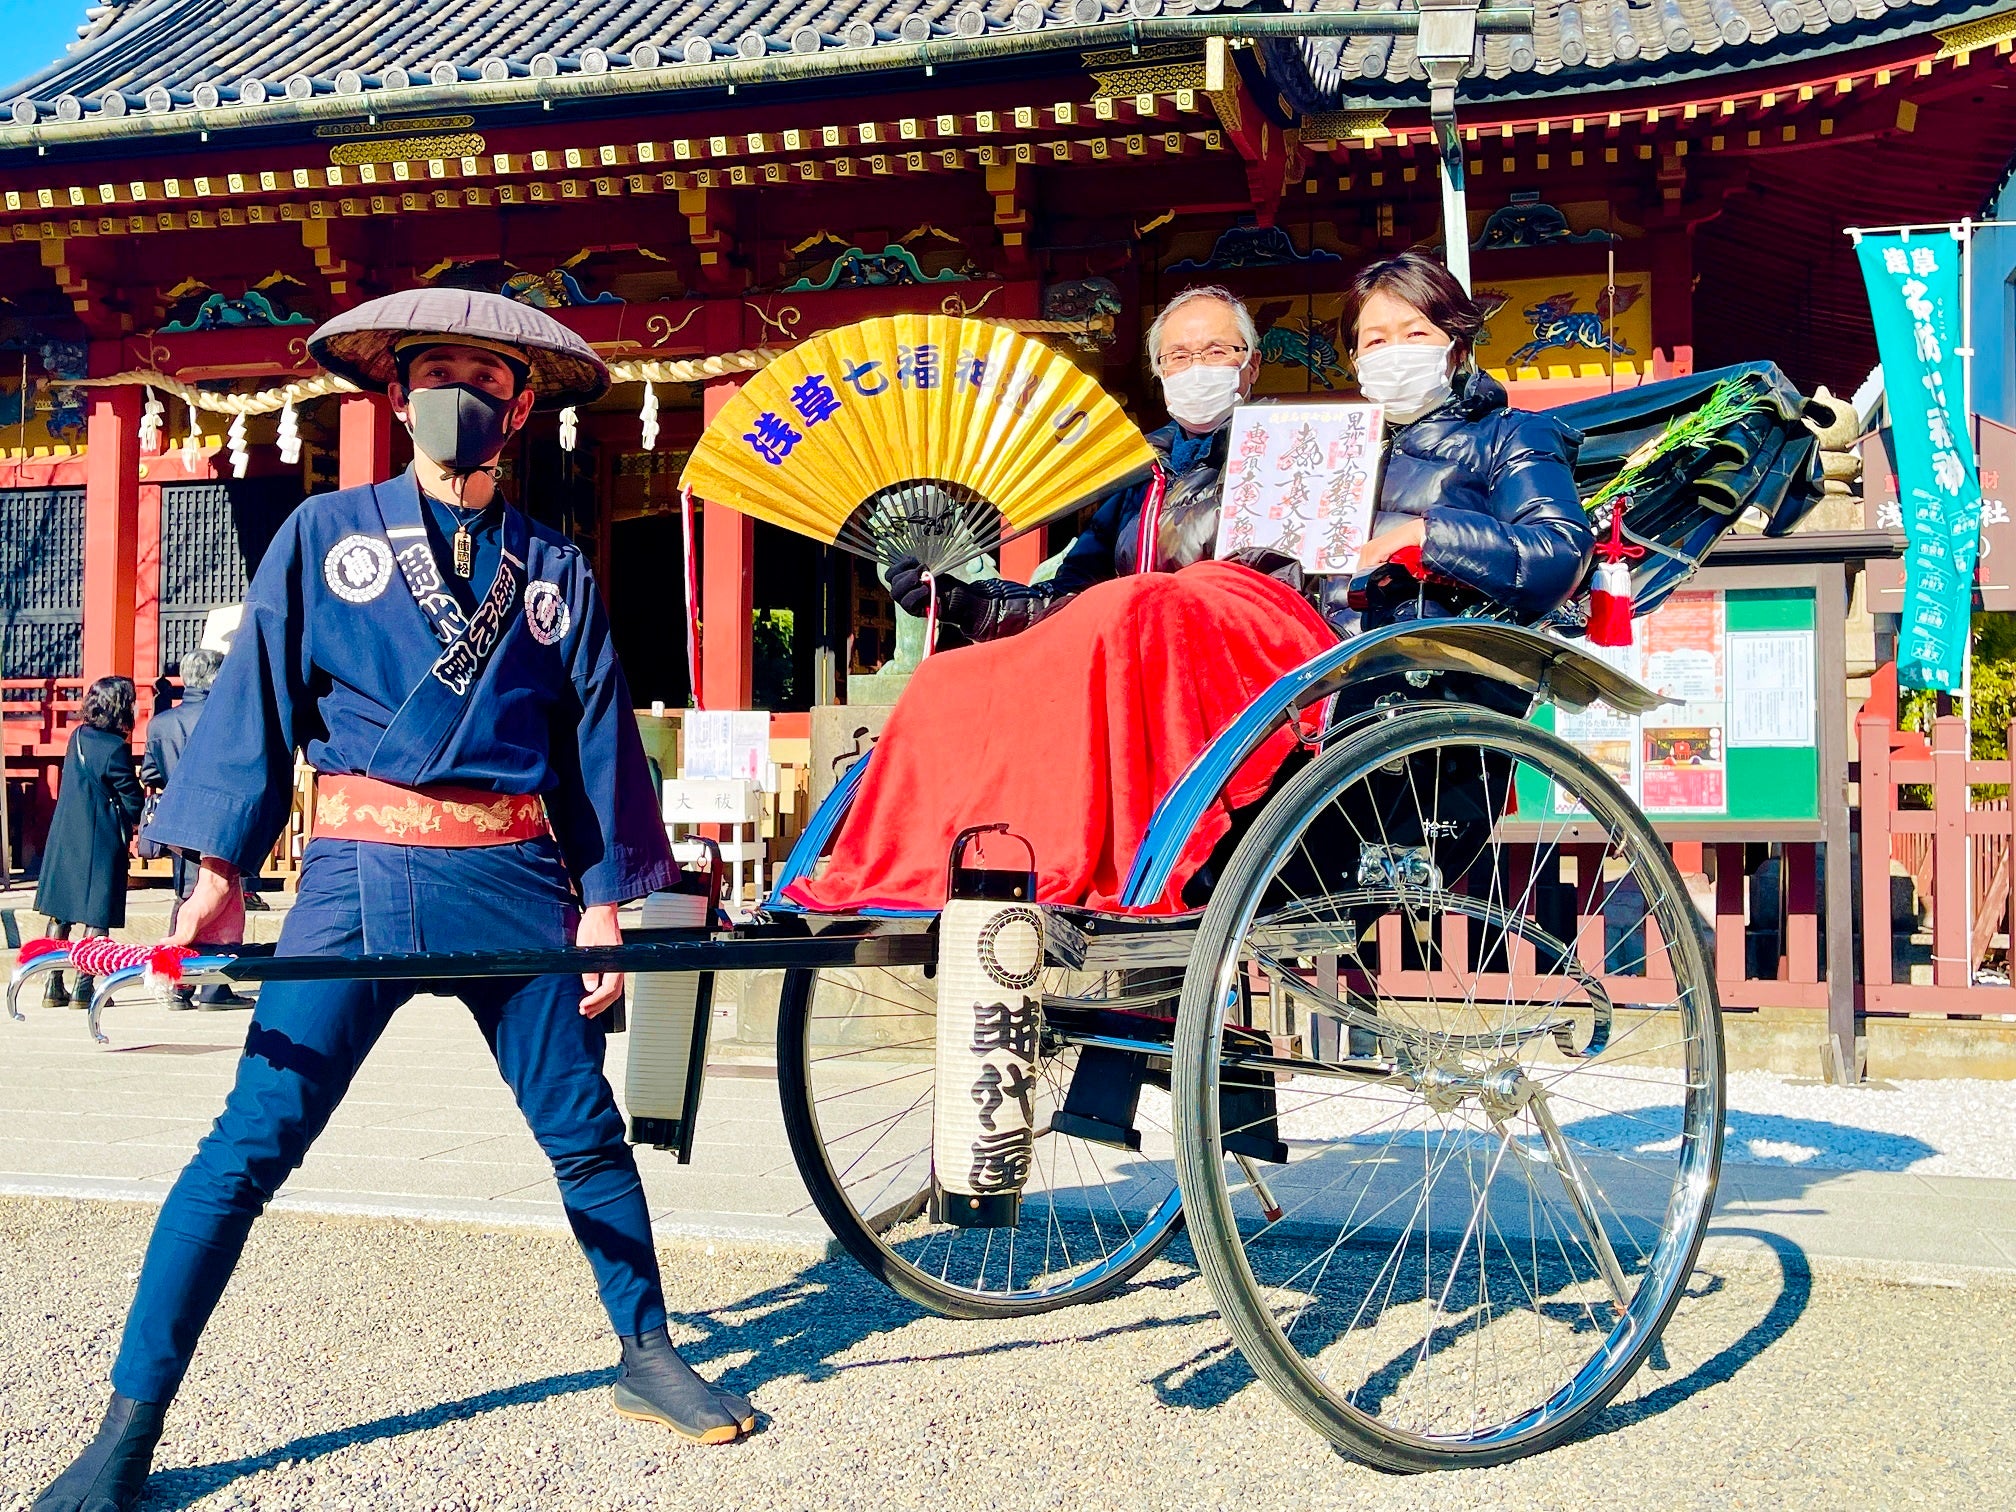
[1275,0,2009,111]
[2,0,2002,130]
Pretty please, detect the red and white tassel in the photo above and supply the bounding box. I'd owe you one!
[144,945,197,993]
[1586,557,1635,647]
[52,937,198,992]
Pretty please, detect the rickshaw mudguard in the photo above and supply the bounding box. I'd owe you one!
[766,750,881,909]
[1117,617,1672,910]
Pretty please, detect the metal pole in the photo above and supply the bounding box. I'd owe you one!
[1605,237,1617,394]
[1417,0,1481,294]
[1845,219,2016,238]
[1960,217,1976,426]
[1440,142,1471,293]
[1959,218,1975,747]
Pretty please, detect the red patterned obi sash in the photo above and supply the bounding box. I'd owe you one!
[313,774,550,848]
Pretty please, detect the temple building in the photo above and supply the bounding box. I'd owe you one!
[0,0,2009,854]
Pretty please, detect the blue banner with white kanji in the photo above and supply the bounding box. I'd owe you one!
[1855,233,1982,691]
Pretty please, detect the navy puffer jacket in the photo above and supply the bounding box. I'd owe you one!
[945,370,1592,639]
[1371,369,1592,621]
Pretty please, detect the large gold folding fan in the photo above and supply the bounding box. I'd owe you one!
[681,314,1156,574]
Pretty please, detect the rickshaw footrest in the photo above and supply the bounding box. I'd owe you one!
[1050,1110,1143,1151]
[1223,1131,1290,1165]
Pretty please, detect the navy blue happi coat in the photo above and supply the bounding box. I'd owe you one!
[117,467,677,1404]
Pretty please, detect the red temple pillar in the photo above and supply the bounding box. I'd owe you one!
[701,377,754,710]
[82,387,143,684]
[1001,531,1047,584]
[338,393,392,488]
[133,481,163,741]
[1647,228,1695,378]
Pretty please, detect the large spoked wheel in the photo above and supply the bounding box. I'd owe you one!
[779,963,1185,1318]
[1174,705,1723,1471]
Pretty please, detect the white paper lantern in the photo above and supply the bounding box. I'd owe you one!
[623,886,717,1159]
[932,899,1045,1227]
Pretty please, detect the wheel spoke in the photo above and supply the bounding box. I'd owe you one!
[1173,706,1722,1468]
[783,964,1184,1311]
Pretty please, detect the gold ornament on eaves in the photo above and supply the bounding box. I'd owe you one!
[681,314,1155,576]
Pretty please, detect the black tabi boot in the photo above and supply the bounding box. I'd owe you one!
[43,972,70,1008]
[32,1393,166,1512]
[612,1327,754,1444]
[71,975,95,1011]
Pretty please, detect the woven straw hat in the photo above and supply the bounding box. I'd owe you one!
[308,289,609,410]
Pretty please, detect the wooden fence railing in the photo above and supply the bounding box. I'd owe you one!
[0,677,82,758]
[1324,837,1830,1019]
[1857,713,2016,1012]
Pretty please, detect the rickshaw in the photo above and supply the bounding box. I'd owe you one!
[6,347,1822,1471]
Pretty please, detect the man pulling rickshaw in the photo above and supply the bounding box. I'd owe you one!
[34,291,757,1512]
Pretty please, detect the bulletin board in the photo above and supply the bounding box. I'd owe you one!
[1524,582,1823,829]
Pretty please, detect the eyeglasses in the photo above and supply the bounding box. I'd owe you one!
[1158,342,1250,373]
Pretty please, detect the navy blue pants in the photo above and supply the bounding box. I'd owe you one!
[110,837,667,1404]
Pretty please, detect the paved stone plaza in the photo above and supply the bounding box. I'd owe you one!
[5,982,2016,1271]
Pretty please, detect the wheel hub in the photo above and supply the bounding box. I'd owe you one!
[1403,1053,1539,1119]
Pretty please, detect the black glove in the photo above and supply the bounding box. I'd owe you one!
[886,555,941,618]
[888,555,985,629]
[887,555,1071,642]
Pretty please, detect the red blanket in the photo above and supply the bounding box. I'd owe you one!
[786,560,1337,915]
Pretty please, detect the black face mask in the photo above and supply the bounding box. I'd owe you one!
[403,383,516,472]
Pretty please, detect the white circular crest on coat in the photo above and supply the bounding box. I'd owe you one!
[323,534,394,604]
[525,579,571,645]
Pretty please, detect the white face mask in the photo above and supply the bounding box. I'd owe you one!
[1354,341,1455,424]
[1160,362,1244,432]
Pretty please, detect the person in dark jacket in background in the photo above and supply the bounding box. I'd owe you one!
[892,256,1591,640]
[35,676,145,1008]
[140,650,252,1011]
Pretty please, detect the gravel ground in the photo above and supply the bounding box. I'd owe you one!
[1715,1071,2016,1175]
[4,1197,2012,1511]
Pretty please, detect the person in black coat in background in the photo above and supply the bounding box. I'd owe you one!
[36,677,145,1008]
[140,650,253,1010]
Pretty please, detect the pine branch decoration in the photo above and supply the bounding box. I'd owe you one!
[1586,373,1772,522]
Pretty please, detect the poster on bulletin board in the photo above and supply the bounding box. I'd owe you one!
[1531,587,1820,825]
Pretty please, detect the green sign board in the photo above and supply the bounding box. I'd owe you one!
[1527,585,1820,825]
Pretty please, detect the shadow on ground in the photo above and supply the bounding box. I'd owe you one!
[135,1172,1833,1502]
[1562,1107,1936,1173]
[137,1250,943,1507]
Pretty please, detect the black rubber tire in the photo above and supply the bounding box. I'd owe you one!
[1172,705,1724,1472]
[777,964,1185,1320]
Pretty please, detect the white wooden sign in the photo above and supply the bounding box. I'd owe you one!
[661,778,763,823]
[1217,401,1385,574]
